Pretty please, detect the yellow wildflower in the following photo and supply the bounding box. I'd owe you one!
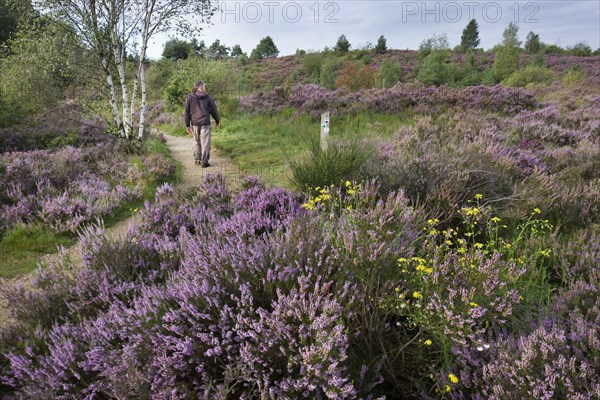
[474,193,483,200]
[448,373,459,384]
[424,339,432,346]
[534,208,541,214]
[412,291,422,299]
[469,302,478,307]
[491,216,501,223]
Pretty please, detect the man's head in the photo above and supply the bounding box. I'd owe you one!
[194,80,206,93]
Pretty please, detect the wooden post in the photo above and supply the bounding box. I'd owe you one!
[320,111,330,151]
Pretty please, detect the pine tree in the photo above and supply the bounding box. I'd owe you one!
[334,34,351,53]
[460,19,480,52]
[250,36,279,59]
[375,35,387,54]
[231,44,245,58]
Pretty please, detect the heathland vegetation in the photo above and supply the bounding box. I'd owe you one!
[1,2,600,398]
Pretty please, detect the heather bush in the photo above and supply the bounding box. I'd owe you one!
[3,175,404,398]
[0,137,176,236]
[239,83,538,119]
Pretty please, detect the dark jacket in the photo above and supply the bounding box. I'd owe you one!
[184,92,220,128]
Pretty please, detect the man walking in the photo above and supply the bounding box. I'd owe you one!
[184,80,221,167]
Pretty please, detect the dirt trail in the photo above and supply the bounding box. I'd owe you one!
[0,133,239,328]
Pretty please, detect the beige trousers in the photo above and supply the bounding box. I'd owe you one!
[192,125,211,165]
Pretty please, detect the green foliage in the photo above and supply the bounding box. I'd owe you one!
[231,44,245,58]
[524,31,542,54]
[492,45,521,81]
[502,22,521,48]
[567,42,593,57]
[0,17,89,127]
[544,44,565,55]
[334,34,351,53]
[162,38,194,60]
[164,57,241,108]
[250,36,279,59]
[207,39,230,59]
[302,52,325,83]
[460,19,480,52]
[320,56,344,89]
[0,0,33,48]
[290,137,370,192]
[503,64,554,87]
[418,33,449,61]
[375,59,402,88]
[417,49,451,86]
[145,59,176,101]
[375,34,387,54]
[562,65,585,88]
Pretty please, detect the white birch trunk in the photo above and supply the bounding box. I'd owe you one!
[136,0,154,140]
[112,31,131,139]
[102,56,124,138]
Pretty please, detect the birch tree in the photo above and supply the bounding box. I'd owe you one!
[36,0,217,140]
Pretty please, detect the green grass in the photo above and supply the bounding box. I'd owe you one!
[0,225,75,278]
[212,110,411,187]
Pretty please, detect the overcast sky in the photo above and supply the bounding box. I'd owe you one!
[145,0,600,59]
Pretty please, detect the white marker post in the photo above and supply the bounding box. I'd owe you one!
[321,112,330,151]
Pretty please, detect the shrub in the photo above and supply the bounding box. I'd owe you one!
[320,56,344,89]
[503,64,554,87]
[375,59,402,88]
[492,46,520,81]
[335,61,374,91]
[164,57,241,109]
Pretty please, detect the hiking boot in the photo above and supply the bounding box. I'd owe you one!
[201,163,211,168]
[194,160,201,165]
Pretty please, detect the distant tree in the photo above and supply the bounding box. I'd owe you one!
[162,38,194,60]
[418,33,449,60]
[524,31,542,54]
[231,44,245,58]
[207,39,230,59]
[295,48,306,55]
[544,44,565,55]
[250,36,279,59]
[334,34,351,53]
[460,19,480,52]
[417,33,452,85]
[502,22,521,47]
[375,35,387,54]
[191,38,206,56]
[568,42,592,56]
[593,47,600,56]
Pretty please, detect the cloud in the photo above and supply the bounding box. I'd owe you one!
[145,0,600,59]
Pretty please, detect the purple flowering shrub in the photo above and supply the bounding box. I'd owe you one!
[2,172,598,398]
[0,141,176,234]
[239,83,539,118]
[449,270,600,399]
[1,175,431,398]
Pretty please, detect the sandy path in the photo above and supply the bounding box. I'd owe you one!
[0,133,240,328]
